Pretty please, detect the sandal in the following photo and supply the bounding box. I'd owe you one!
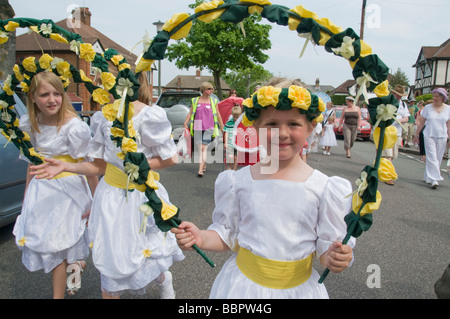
[197,171,204,177]
[66,260,85,296]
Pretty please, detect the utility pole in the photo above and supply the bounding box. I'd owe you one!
[360,0,367,40]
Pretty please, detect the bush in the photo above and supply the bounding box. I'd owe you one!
[415,93,432,102]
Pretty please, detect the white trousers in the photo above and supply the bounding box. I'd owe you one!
[424,136,447,182]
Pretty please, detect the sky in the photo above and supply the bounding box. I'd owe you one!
[7,0,450,90]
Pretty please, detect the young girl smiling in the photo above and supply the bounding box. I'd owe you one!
[172,79,355,299]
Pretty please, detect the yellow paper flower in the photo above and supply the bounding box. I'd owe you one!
[12,65,24,82]
[242,97,254,109]
[56,61,72,79]
[38,54,53,70]
[102,102,119,121]
[110,127,124,138]
[110,54,124,66]
[163,13,192,40]
[116,152,126,160]
[352,191,382,217]
[377,158,398,182]
[318,17,343,34]
[145,171,160,190]
[100,72,116,91]
[314,114,323,124]
[22,57,37,73]
[22,132,31,142]
[288,86,311,110]
[50,33,69,44]
[121,137,137,153]
[92,88,111,105]
[241,114,254,127]
[195,0,225,23]
[80,43,96,62]
[29,147,45,161]
[18,237,26,247]
[89,242,94,249]
[118,63,131,71]
[79,69,92,83]
[136,58,155,73]
[143,249,152,258]
[373,80,390,97]
[4,21,20,32]
[318,98,326,113]
[289,5,318,31]
[0,30,8,44]
[2,75,13,96]
[373,126,397,150]
[242,0,272,14]
[257,86,282,107]
[161,200,178,221]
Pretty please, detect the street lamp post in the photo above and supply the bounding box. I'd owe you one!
[153,20,164,97]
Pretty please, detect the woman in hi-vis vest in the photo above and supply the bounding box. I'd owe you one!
[184,82,223,177]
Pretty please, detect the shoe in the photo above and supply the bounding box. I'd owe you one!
[385,180,395,186]
[323,151,327,155]
[197,171,204,177]
[66,260,85,296]
[327,152,331,156]
[157,271,176,299]
[431,181,439,189]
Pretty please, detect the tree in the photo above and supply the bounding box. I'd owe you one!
[223,64,272,98]
[389,68,409,88]
[165,0,272,99]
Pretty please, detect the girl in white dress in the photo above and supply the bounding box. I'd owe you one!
[414,88,450,189]
[320,115,338,155]
[13,72,96,298]
[31,75,184,299]
[172,80,355,299]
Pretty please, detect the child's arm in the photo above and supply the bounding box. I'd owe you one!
[319,241,353,273]
[171,221,230,252]
[30,158,107,179]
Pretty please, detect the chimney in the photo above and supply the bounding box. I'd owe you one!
[196,70,201,78]
[315,78,320,92]
[72,7,92,26]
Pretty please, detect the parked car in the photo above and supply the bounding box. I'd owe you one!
[333,106,372,140]
[155,90,201,140]
[0,84,28,228]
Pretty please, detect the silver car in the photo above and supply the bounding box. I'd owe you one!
[0,87,28,228]
[155,90,201,140]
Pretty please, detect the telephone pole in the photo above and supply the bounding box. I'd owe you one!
[360,0,367,40]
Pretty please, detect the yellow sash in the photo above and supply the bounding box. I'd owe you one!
[236,247,313,289]
[52,155,79,179]
[104,163,159,192]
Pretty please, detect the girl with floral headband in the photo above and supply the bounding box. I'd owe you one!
[13,71,97,298]
[172,78,355,299]
[31,74,184,299]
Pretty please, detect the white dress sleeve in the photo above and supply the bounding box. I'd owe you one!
[207,170,241,252]
[316,176,355,257]
[66,119,92,159]
[139,106,176,160]
[87,112,107,160]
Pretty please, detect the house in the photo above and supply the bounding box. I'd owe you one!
[412,38,450,97]
[164,70,231,97]
[15,7,155,112]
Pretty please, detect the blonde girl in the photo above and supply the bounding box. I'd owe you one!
[172,79,354,299]
[13,71,96,298]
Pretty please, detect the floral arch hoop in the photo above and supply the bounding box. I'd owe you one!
[1,0,401,275]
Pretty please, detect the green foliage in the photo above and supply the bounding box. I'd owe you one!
[331,95,346,106]
[166,1,272,99]
[415,93,433,103]
[223,64,273,98]
[389,68,409,87]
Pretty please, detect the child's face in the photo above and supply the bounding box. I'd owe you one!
[32,81,62,120]
[255,107,312,161]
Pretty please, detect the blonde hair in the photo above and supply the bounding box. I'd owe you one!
[200,82,214,93]
[231,105,242,117]
[27,71,78,133]
[137,72,151,105]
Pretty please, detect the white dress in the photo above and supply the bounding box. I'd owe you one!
[420,104,450,182]
[320,123,338,147]
[207,166,355,299]
[88,106,184,295]
[13,115,92,273]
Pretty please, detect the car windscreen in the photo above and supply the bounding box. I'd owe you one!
[158,96,195,108]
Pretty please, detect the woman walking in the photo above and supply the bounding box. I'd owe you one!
[338,96,361,158]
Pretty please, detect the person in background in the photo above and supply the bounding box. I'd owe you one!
[414,88,450,189]
[403,98,419,147]
[338,96,361,158]
[224,106,242,170]
[416,100,426,161]
[184,82,224,177]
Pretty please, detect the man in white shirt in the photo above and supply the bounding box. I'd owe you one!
[381,85,410,185]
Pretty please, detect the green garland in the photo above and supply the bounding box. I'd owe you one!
[1,1,404,275]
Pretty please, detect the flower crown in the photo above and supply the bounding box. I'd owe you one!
[242,85,325,126]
